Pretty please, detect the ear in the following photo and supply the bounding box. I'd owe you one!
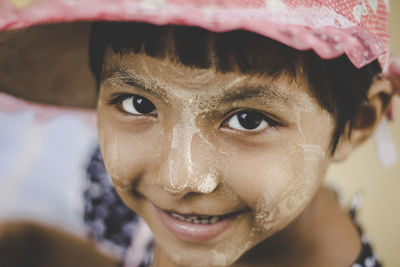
[332,77,393,162]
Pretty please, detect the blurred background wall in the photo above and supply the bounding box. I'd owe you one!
[326,1,400,265]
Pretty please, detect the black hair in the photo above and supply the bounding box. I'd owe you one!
[89,22,382,154]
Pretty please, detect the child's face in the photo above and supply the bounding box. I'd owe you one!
[97,49,335,266]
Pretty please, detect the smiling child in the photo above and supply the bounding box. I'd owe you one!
[0,0,399,266]
[88,21,392,266]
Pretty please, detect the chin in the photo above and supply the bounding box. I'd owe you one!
[151,220,259,267]
[160,243,244,267]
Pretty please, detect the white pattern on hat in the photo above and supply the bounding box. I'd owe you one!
[265,0,287,11]
[368,0,378,13]
[353,0,369,23]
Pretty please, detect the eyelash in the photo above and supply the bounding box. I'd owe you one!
[108,93,134,106]
[108,93,281,132]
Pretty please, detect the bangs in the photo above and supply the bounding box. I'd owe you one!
[89,22,301,84]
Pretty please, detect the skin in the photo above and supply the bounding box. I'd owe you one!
[97,49,384,266]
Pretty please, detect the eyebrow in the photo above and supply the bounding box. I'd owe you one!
[221,84,291,104]
[103,66,168,99]
[102,66,294,105]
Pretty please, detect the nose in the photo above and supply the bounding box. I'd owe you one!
[156,125,220,197]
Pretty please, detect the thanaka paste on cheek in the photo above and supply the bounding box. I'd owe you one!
[98,97,148,193]
[98,100,119,182]
[240,94,332,239]
[252,108,330,235]
[211,237,253,266]
[99,117,130,192]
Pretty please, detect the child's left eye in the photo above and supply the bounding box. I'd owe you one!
[223,110,277,132]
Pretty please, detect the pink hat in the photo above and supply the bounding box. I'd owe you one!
[1,0,399,105]
[0,0,391,69]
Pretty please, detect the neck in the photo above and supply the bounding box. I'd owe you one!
[154,186,361,267]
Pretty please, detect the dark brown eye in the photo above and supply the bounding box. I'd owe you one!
[226,110,269,131]
[121,95,156,115]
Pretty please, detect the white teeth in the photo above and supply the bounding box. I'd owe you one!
[169,212,222,224]
[200,218,209,224]
[171,213,186,221]
[210,216,218,224]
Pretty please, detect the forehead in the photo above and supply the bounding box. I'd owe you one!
[102,50,313,109]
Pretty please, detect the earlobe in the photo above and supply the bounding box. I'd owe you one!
[332,78,393,162]
[331,134,353,162]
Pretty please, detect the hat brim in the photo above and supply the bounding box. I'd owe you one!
[0,0,389,107]
[0,22,97,108]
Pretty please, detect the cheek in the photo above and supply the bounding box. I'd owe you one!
[262,144,327,230]
[221,142,328,233]
[97,110,160,192]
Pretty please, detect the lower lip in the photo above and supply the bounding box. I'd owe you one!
[155,207,238,243]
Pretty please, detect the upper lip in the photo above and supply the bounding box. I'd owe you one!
[153,204,247,217]
[138,189,248,217]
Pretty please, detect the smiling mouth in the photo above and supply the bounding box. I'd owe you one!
[167,211,234,225]
[154,205,242,242]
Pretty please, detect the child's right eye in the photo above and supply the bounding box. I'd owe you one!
[110,94,157,116]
